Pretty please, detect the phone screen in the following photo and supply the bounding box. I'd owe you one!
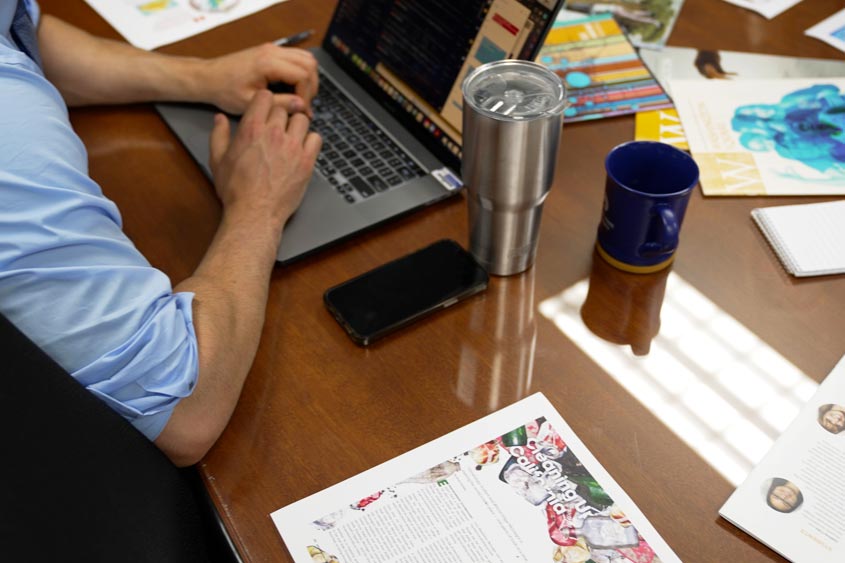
[324,239,489,345]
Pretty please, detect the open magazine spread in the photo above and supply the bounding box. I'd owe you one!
[720,355,845,562]
[671,78,845,196]
[271,393,680,563]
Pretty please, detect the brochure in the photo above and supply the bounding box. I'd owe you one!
[564,0,687,49]
[635,47,845,150]
[83,0,288,50]
[805,8,845,54]
[720,354,845,562]
[671,78,845,196]
[271,393,681,563]
[538,14,672,123]
[721,0,804,20]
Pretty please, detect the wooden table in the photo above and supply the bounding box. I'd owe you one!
[42,0,845,561]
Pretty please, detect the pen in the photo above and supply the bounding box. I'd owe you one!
[274,29,315,47]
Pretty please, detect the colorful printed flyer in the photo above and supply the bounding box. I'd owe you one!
[635,47,845,150]
[721,0,804,20]
[564,0,687,49]
[805,8,845,54]
[538,14,672,123]
[671,78,845,196]
[84,0,288,50]
[721,355,845,562]
[271,393,680,563]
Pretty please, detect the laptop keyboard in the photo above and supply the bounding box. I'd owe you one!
[310,73,426,204]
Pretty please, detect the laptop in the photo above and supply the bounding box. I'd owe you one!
[157,0,565,263]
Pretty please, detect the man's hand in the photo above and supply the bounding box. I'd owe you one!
[209,90,322,233]
[201,44,319,115]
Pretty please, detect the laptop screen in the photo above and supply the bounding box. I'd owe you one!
[323,0,564,172]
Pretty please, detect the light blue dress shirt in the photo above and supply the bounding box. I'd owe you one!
[0,1,199,441]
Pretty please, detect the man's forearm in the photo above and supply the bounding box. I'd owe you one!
[37,15,208,107]
[157,211,282,467]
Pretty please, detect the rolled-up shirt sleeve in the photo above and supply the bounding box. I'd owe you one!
[79,292,198,440]
[0,28,199,441]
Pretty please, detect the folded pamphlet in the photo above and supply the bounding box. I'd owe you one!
[720,354,845,561]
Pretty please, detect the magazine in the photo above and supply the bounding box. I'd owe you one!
[634,47,845,150]
[671,78,845,196]
[538,14,672,123]
[720,354,845,562]
[271,393,680,563]
[805,8,845,54]
[564,0,686,49]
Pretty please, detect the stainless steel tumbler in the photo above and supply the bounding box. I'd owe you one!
[461,60,566,276]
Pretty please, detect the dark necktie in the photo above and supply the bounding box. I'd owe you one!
[10,0,42,68]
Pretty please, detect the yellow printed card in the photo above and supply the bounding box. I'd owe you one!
[634,109,689,150]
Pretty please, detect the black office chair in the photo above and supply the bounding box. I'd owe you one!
[0,312,238,563]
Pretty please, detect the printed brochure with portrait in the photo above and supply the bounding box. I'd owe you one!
[720,354,845,562]
[671,78,845,196]
[271,393,680,563]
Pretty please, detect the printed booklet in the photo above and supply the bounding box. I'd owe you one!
[538,13,672,123]
[564,0,687,49]
[671,78,845,196]
[721,355,845,562]
[634,47,845,150]
[271,393,680,563]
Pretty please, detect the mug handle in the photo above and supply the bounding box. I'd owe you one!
[638,204,678,257]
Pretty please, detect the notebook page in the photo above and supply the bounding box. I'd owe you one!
[752,200,845,277]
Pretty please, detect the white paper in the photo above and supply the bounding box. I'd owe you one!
[752,201,845,277]
[721,0,804,20]
[805,9,845,54]
[271,393,680,563]
[83,0,288,50]
[721,355,845,562]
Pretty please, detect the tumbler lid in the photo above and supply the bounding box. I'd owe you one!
[462,60,567,121]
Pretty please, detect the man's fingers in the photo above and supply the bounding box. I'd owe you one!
[241,89,274,127]
[271,94,306,115]
[209,113,231,170]
[303,131,323,162]
[264,55,318,103]
[286,112,312,143]
[268,102,290,132]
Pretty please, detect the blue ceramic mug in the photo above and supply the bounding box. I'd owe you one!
[596,142,699,273]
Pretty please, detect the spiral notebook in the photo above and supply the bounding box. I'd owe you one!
[751,201,845,277]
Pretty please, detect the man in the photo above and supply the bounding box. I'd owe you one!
[0,0,321,466]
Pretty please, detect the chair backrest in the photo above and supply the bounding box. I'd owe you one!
[0,312,215,562]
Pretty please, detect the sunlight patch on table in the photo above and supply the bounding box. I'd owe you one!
[539,273,818,486]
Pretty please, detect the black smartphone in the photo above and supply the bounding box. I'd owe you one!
[324,239,489,346]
